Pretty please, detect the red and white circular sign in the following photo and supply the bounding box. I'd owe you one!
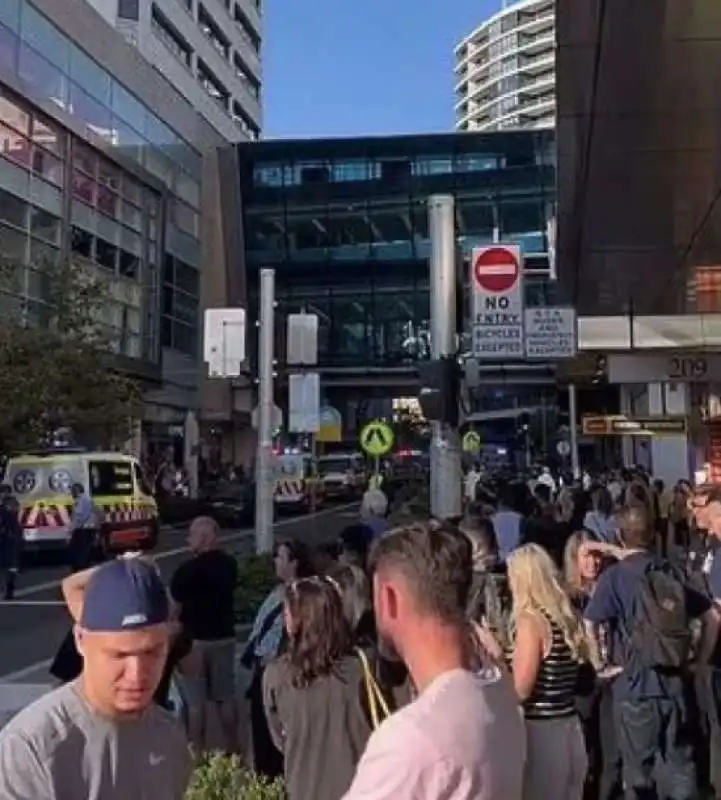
[473,246,520,294]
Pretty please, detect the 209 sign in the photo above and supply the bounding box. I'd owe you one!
[667,356,708,380]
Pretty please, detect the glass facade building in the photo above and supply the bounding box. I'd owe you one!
[238,130,556,369]
[0,0,202,361]
[0,83,160,362]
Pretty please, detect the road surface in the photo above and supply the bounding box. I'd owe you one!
[0,503,358,680]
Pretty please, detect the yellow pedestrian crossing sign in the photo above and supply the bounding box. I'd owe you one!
[359,420,395,457]
[462,430,482,454]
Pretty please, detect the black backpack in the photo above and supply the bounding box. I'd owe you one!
[628,561,692,669]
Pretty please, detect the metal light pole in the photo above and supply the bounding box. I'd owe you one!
[568,382,581,480]
[255,269,275,554]
[428,195,462,520]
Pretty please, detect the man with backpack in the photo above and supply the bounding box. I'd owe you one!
[584,506,720,800]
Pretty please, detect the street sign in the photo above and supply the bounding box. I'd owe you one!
[471,245,524,360]
[359,420,395,457]
[556,440,571,456]
[607,353,721,384]
[288,373,320,433]
[287,313,318,365]
[582,415,687,436]
[203,308,246,377]
[462,430,482,454]
[316,406,342,443]
[252,404,283,430]
[524,307,577,359]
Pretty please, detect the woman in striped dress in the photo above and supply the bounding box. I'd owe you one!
[507,543,598,800]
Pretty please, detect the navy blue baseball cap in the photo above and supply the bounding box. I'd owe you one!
[80,559,170,632]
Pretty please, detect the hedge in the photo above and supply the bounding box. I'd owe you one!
[187,753,285,800]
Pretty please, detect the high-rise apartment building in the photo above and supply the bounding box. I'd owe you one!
[454,0,554,132]
[87,0,261,142]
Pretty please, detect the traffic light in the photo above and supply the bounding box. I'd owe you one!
[417,357,460,426]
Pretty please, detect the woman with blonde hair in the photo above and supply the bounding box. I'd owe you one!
[564,530,603,611]
[507,543,595,800]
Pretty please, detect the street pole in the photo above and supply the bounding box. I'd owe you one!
[255,268,275,554]
[428,195,462,520]
[568,382,580,480]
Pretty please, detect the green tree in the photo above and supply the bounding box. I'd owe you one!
[0,255,144,453]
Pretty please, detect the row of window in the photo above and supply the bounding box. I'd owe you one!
[0,1,202,203]
[251,149,553,188]
[151,1,260,140]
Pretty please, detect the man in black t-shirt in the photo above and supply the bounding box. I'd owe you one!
[170,517,239,752]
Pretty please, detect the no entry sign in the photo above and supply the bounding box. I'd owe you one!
[471,244,524,361]
[473,246,520,294]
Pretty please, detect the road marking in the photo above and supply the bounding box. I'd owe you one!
[13,502,357,599]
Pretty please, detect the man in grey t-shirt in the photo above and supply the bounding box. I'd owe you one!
[0,558,193,799]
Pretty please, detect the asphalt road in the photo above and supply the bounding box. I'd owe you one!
[0,503,358,680]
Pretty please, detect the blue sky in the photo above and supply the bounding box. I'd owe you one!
[263,0,498,139]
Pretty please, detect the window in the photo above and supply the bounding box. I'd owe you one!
[0,92,30,135]
[232,102,258,139]
[151,5,192,67]
[29,207,60,243]
[20,5,69,72]
[197,61,229,109]
[69,46,111,104]
[32,147,63,185]
[233,4,261,52]
[175,259,199,294]
[0,121,31,167]
[72,170,95,204]
[88,460,133,496]
[71,226,93,259]
[172,199,198,237]
[0,188,27,228]
[233,53,260,98]
[96,238,118,271]
[69,83,112,138]
[31,118,62,155]
[119,249,139,279]
[198,6,230,59]
[18,44,67,109]
[0,0,20,32]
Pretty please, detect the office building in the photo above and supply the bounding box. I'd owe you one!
[556,0,721,484]
[0,0,242,456]
[87,0,261,142]
[455,0,555,132]
[234,130,557,436]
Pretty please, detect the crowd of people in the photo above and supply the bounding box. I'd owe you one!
[1,469,721,799]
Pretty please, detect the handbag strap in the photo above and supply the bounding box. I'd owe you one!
[356,648,390,728]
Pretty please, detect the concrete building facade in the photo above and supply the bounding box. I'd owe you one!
[455,0,555,133]
[85,0,261,143]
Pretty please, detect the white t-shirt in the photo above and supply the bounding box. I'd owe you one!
[342,668,525,800]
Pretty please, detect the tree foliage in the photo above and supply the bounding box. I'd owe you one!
[0,255,144,453]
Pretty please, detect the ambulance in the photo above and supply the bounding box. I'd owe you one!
[4,448,159,554]
[273,452,325,511]
[317,453,366,499]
